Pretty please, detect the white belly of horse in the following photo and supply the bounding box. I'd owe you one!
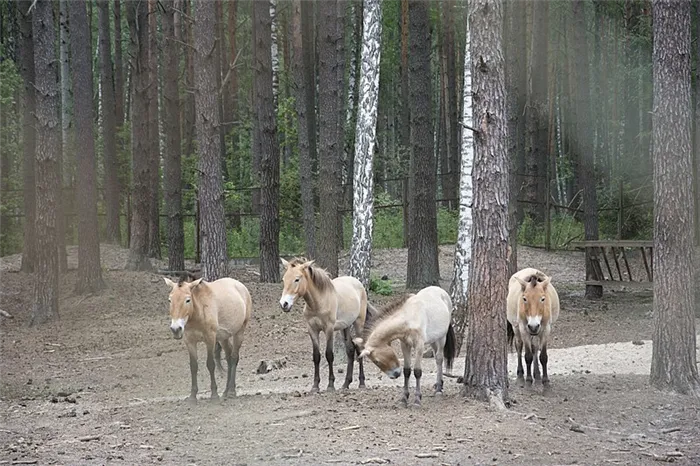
[332,277,363,330]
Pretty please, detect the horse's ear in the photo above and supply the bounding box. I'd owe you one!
[164,277,176,288]
[301,260,315,269]
[280,257,290,268]
[359,347,371,359]
[514,276,528,291]
[541,276,551,289]
[353,337,364,348]
[190,277,203,288]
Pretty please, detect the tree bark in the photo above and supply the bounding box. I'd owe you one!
[505,0,526,277]
[31,0,61,325]
[147,0,161,259]
[317,0,342,277]
[114,0,124,127]
[227,0,238,132]
[98,0,121,244]
[443,0,459,210]
[406,0,439,288]
[524,0,548,223]
[349,0,382,289]
[182,0,195,159]
[125,0,153,271]
[253,0,281,283]
[291,0,317,259]
[270,0,279,109]
[163,0,185,271]
[450,13,473,355]
[461,0,509,408]
[18,0,36,273]
[572,0,602,300]
[69,0,105,294]
[695,0,700,246]
[194,0,228,281]
[56,0,69,272]
[650,0,700,397]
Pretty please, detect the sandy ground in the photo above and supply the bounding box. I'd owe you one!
[1,244,700,466]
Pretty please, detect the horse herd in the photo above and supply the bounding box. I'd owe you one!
[164,258,560,405]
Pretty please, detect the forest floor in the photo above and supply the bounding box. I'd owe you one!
[2,244,700,466]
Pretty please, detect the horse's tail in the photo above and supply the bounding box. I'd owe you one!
[444,323,456,371]
[507,321,514,349]
[214,342,224,372]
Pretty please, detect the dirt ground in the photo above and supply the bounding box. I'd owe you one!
[2,244,700,466]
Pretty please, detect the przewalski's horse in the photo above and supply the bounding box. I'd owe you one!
[279,257,374,392]
[506,267,560,386]
[164,275,252,401]
[354,286,456,406]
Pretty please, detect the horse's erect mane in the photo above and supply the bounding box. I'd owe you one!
[290,257,334,293]
[177,271,200,287]
[527,271,548,287]
[363,294,412,339]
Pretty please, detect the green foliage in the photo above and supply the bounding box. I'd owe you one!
[369,275,394,296]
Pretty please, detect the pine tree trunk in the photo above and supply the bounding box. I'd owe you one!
[406,0,440,288]
[317,0,342,277]
[461,0,509,407]
[695,0,700,246]
[505,0,526,277]
[69,0,104,294]
[19,0,36,273]
[400,0,410,247]
[194,0,228,281]
[147,0,161,259]
[253,0,281,283]
[163,0,184,271]
[227,0,238,132]
[524,0,548,223]
[650,0,700,397]
[450,14,473,355]
[31,0,61,325]
[57,0,69,272]
[443,0,459,210]
[349,0,382,289]
[572,0,602,300]
[114,0,124,127]
[182,0,195,159]
[291,0,317,259]
[98,0,121,244]
[125,0,153,271]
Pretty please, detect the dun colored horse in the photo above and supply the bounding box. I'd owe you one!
[354,286,456,406]
[506,267,560,386]
[279,257,374,392]
[164,275,252,401]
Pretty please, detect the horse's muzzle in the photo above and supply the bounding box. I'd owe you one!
[280,301,291,312]
[171,326,184,339]
[387,368,402,379]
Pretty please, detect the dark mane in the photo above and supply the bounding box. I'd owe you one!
[290,257,334,293]
[527,271,548,287]
[362,294,412,339]
[177,270,200,287]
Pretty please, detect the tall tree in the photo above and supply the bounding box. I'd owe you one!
[163,0,184,271]
[650,0,700,396]
[572,0,602,300]
[442,0,459,209]
[523,0,548,222]
[18,0,36,273]
[114,0,124,127]
[461,0,509,408]
[56,0,68,272]
[125,0,153,271]
[406,0,440,288]
[98,0,121,244]
[227,0,238,129]
[349,0,382,289]
[505,0,526,277]
[450,13,473,355]
[31,0,61,325]
[182,0,195,159]
[69,0,104,294]
[193,0,228,281]
[253,0,280,283]
[147,0,161,259]
[317,0,343,277]
[291,0,316,259]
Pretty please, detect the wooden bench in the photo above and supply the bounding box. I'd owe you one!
[569,240,653,288]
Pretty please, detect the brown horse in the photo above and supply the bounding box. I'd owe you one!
[506,268,560,386]
[279,257,374,392]
[354,286,456,406]
[164,275,252,401]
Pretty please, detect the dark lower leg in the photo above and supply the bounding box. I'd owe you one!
[312,343,321,391]
[225,351,239,397]
[342,334,354,389]
[516,341,524,379]
[435,352,444,393]
[525,348,534,384]
[325,343,335,391]
[402,367,411,404]
[532,346,541,380]
[188,352,198,400]
[206,348,218,399]
[540,345,549,384]
[414,368,422,405]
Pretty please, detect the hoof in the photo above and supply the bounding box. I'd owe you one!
[341,383,350,390]
[358,383,367,389]
[223,391,236,400]
[210,393,220,401]
[186,396,198,405]
[413,398,422,407]
[326,385,336,393]
[309,386,320,394]
[435,390,444,397]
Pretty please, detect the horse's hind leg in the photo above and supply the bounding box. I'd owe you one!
[353,320,366,388]
[324,327,336,392]
[308,328,321,393]
[205,339,219,400]
[222,338,240,398]
[341,328,354,390]
[412,338,424,406]
[400,342,411,406]
[433,342,444,394]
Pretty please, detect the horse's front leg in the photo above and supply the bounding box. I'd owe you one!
[540,341,549,386]
[400,341,412,406]
[324,327,335,392]
[532,338,541,381]
[433,342,444,394]
[205,339,219,400]
[524,339,534,385]
[412,337,425,406]
[186,340,199,403]
[308,328,321,393]
[341,328,354,390]
[515,332,525,382]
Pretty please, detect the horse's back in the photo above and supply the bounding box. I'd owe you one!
[412,286,452,344]
[207,277,251,336]
[332,275,366,329]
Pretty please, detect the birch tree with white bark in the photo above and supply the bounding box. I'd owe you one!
[349,0,383,289]
[450,15,473,352]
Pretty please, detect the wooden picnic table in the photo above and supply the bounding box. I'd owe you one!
[569,240,653,288]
